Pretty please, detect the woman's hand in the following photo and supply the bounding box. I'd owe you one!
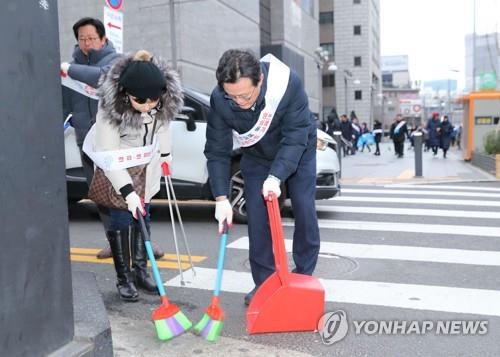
[125,192,145,219]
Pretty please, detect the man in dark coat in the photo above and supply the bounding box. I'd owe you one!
[439,115,454,158]
[389,114,408,158]
[204,49,320,305]
[340,114,354,156]
[426,112,441,156]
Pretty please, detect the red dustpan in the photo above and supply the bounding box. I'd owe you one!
[246,193,325,334]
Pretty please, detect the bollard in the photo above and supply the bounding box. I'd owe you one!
[333,131,342,178]
[413,132,423,177]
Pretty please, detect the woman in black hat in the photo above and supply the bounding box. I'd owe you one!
[93,50,183,301]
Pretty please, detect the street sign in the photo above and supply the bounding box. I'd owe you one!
[104,6,123,53]
[105,0,123,10]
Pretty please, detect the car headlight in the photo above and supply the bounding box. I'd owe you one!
[317,137,329,151]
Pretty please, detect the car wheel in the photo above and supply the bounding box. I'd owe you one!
[230,158,286,224]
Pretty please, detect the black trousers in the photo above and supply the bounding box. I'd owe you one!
[394,140,404,156]
[240,147,320,287]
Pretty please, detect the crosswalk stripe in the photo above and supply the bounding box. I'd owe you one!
[341,188,500,198]
[387,184,500,193]
[281,219,500,237]
[227,237,500,266]
[330,196,500,207]
[165,267,500,317]
[315,205,500,219]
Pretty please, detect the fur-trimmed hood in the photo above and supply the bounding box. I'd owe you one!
[97,54,183,130]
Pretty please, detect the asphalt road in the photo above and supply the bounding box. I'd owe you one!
[69,177,500,356]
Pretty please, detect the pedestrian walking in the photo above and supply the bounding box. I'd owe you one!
[85,50,183,301]
[426,112,441,156]
[373,119,382,155]
[359,122,372,152]
[204,49,320,306]
[389,114,408,158]
[439,115,454,158]
[340,114,354,156]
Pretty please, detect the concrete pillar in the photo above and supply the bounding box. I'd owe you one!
[0,1,74,355]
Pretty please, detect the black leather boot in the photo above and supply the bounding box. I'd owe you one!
[107,230,139,302]
[131,225,158,294]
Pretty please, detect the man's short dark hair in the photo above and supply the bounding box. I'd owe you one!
[216,49,261,87]
[72,17,106,40]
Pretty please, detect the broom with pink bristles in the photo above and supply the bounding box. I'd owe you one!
[192,221,229,341]
[137,210,192,340]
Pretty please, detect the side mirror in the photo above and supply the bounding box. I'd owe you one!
[175,110,197,132]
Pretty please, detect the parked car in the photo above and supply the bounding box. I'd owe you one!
[65,88,341,223]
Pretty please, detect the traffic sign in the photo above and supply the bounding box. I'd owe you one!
[105,0,123,10]
[104,6,123,53]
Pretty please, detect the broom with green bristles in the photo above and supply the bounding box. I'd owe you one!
[137,209,192,340]
[193,221,229,341]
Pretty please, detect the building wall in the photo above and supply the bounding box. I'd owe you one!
[58,0,259,95]
[333,0,380,124]
[465,33,500,91]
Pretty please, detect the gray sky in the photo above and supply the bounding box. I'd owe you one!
[380,0,500,89]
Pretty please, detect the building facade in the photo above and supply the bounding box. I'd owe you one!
[465,32,500,91]
[58,0,320,112]
[319,0,381,127]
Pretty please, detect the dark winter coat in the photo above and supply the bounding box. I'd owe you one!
[340,120,353,141]
[373,121,382,143]
[62,41,120,145]
[204,61,317,198]
[390,120,408,142]
[426,118,441,147]
[439,120,454,150]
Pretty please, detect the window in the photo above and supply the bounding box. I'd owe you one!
[319,11,334,24]
[354,56,362,67]
[353,0,361,4]
[355,90,362,100]
[320,42,335,58]
[322,73,335,87]
[354,25,361,35]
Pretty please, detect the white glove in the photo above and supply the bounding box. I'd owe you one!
[215,198,233,233]
[60,62,71,75]
[262,175,281,198]
[125,191,145,219]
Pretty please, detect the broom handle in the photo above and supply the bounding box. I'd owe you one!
[266,193,289,284]
[137,209,167,298]
[214,221,228,297]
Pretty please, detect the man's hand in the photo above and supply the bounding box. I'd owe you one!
[125,192,145,219]
[60,62,71,76]
[262,175,281,198]
[215,197,233,233]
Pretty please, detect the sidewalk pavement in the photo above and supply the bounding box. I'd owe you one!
[339,141,496,185]
[86,140,497,357]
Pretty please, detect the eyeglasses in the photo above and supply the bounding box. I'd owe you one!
[224,85,257,102]
[78,37,100,43]
[129,95,160,104]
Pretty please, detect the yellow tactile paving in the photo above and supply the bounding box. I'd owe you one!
[70,247,206,269]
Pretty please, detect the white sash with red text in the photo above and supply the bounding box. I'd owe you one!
[61,72,99,100]
[232,54,290,147]
[82,124,158,171]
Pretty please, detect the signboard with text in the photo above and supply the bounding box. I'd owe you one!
[104,6,123,53]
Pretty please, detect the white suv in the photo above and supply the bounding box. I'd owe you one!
[65,88,341,222]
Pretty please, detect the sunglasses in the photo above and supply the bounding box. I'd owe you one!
[128,95,160,104]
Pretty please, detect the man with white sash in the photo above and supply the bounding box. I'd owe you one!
[390,114,409,158]
[204,49,320,305]
[60,17,123,259]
